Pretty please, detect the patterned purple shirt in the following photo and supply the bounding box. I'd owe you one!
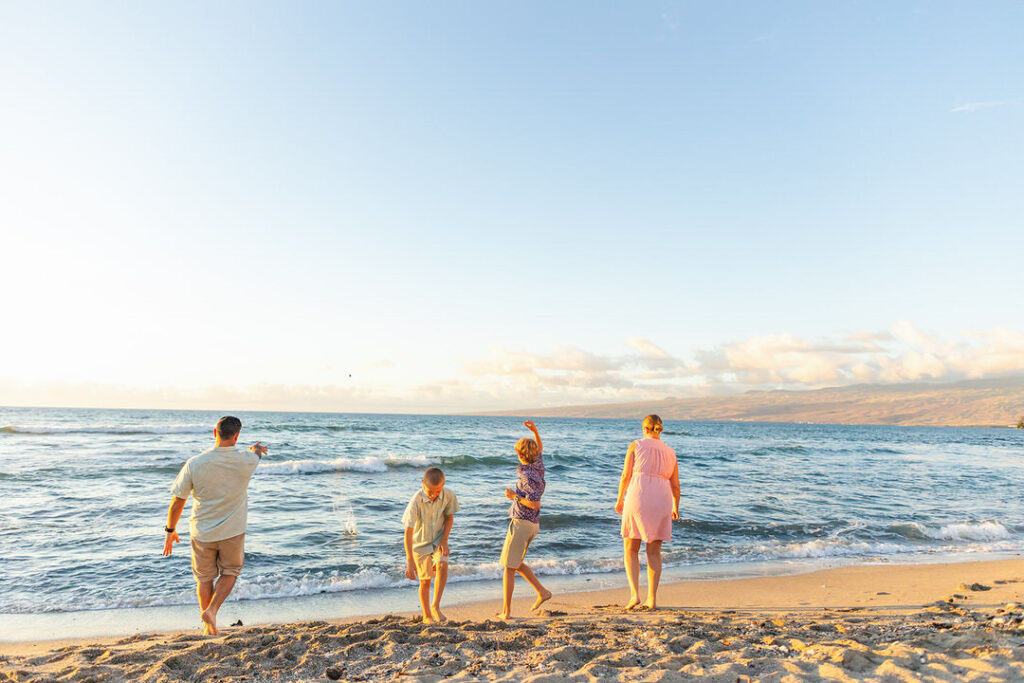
[509,453,545,523]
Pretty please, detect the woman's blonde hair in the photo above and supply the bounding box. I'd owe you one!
[642,414,663,435]
[514,437,541,464]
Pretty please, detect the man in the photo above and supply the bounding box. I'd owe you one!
[163,415,267,636]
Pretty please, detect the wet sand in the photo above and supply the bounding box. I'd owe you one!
[3,558,1024,682]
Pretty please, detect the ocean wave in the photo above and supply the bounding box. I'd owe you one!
[1,424,209,436]
[2,557,625,613]
[255,452,519,476]
[743,445,811,456]
[258,424,381,433]
[889,520,1011,542]
[258,454,439,475]
[736,529,1020,561]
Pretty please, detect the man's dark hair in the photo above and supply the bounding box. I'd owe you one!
[423,467,445,486]
[216,416,242,440]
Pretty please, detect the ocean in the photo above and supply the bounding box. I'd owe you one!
[1,407,1021,639]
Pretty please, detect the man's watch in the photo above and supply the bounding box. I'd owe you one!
[165,526,175,533]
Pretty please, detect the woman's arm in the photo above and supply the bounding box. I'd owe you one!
[615,442,636,514]
[669,462,680,520]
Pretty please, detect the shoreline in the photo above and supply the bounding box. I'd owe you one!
[3,551,1019,645]
[4,557,1024,681]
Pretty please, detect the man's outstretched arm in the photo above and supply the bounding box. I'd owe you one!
[163,496,187,556]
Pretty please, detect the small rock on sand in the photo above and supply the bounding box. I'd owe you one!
[959,582,992,592]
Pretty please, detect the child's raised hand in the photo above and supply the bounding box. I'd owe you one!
[505,488,516,500]
[523,420,537,432]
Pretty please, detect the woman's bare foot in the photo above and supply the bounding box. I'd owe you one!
[495,611,512,621]
[625,597,641,611]
[643,600,658,610]
[431,605,447,623]
[421,613,436,625]
[531,589,553,612]
[200,608,219,636]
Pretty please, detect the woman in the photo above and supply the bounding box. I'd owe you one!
[615,414,680,610]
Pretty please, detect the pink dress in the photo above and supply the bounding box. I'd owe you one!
[620,438,677,542]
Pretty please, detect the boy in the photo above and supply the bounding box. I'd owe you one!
[403,467,459,623]
[497,420,553,620]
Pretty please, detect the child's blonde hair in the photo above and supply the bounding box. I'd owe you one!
[514,438,541,464]
[642,414,663,435]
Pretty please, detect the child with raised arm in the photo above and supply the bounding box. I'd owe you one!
[497,420,553,620]
[403,467,459,623]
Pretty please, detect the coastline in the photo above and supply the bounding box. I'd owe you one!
[4,557,1024,681]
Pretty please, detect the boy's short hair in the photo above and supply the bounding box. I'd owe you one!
[423,467,445,486]
[216,416,242,439]
[642,414,663,434]
[514,438,541,464]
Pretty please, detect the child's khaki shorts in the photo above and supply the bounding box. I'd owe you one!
[414,547,448,580]
[191,533,245,582]
[500,519,539,570]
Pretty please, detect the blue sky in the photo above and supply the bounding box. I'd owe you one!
[1,2,1022,411]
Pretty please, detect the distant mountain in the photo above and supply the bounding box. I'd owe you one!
[480,377,1024,427]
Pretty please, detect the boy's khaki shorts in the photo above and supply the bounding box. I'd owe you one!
[413,547,448,581]
[191,533,245,582]
[500,519,539,570]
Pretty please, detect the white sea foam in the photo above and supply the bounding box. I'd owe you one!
[258,454,438,476]
[927,521,1011,541]
[5,557,626,613]
[1,424,209,435]
[890,520,1012,542]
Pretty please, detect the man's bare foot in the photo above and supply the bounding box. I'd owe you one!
[200,608,219,636]
[431,605,447,623]
[531,589,553,612]
[421,614,435,625]
[643,600,658,610]
[625,597,640,611]
[495,611,511,621]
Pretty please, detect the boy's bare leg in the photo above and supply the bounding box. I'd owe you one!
[200,574,236,636]
[644,541,663,609]
[418,579,434,623]
[516,563,552,611]
[196,581,215,635]
[623,538,642,610]
[497,567,516,620]
[430,561,449,622]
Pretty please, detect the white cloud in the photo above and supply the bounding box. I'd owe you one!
[950,99,1021,113]
[4,325,1023,412]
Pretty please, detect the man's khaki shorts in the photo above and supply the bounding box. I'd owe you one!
[191,533,245,582]
[413,547,449,581]
[500,519,539,570]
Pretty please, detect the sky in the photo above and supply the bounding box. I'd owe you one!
[1,2,1022,412]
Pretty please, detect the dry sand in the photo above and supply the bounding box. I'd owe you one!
[3,559,1024,682]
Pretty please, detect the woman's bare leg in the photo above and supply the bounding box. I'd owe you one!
[644,540,662,609]
[623,538,642,609]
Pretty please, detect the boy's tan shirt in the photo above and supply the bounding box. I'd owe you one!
[402,488,459,556]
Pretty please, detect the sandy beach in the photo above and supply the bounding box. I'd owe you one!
[3,558,1024,682]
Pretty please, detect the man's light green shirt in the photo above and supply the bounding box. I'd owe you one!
[402,488,459,556]
[171,446,260,542]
